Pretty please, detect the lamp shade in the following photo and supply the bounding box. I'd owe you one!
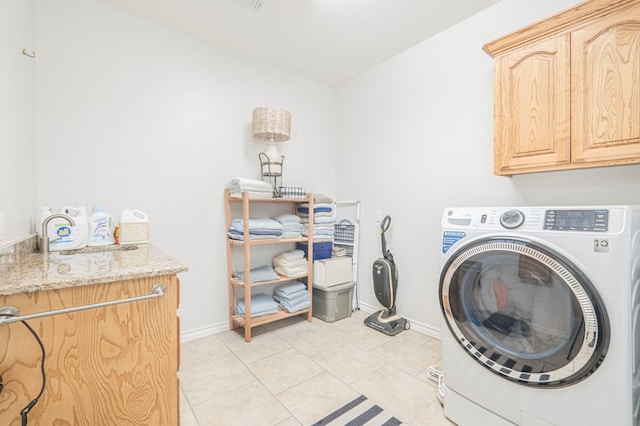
[252,107,291,142]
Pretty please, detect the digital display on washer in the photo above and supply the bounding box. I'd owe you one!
[544,209,608,231]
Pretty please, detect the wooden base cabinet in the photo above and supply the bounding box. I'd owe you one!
[485,0,640,175]
[0,276,180,425]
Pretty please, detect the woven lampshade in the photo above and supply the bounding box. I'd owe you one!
[252,107,291,142]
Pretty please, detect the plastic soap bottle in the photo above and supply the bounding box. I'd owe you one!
[118,209,149,245]
[87,205,115,246]
[47,206,89,251]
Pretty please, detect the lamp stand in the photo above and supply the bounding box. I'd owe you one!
[259,152,284,197]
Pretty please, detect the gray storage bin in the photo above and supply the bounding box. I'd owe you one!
[312,281,355,323]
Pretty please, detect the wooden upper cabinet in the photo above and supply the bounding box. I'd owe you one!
[494,35,571,175]
[572,6,640,165]
[484,0,640,176]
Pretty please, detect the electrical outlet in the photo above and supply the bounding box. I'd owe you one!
[375,210,382,222]
[0,212,4,242]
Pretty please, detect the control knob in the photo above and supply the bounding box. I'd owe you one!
[500,209,525,229]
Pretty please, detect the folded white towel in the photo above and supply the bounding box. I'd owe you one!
[314,194,334,204]
[274,257,308,268]
[275,249,305,262]
[275,265,308,277]
[227,177,273,192]
[229,190,273,199]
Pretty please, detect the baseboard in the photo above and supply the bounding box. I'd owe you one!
[181,305,442,342]
[180,321,228,342]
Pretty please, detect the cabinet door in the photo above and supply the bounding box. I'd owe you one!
[493,35,571,175]
[571,6,640,165]
[0,276,179,426]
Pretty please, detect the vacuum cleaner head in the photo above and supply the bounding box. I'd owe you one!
[364,309,409,336]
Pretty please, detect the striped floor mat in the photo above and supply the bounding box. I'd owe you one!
[312,395,402,426]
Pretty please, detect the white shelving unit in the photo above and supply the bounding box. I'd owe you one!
[333,200,361,310]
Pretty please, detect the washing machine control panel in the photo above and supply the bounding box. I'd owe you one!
[544,209,609,232]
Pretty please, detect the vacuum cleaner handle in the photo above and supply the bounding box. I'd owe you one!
[380,215,394,262]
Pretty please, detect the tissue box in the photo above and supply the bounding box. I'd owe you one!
[313,257,353,288]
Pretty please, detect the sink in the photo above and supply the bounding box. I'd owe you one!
[58,245,139,255]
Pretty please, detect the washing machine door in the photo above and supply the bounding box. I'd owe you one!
[440,237,610,387]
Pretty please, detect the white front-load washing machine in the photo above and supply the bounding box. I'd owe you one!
[439,206,640,426]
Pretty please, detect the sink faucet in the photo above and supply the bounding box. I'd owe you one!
[40,214,76,254]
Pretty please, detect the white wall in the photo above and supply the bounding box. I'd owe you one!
[336,0,640,336]
[22,0,640,339]
[0,0,36,244]
[35,0,336,336]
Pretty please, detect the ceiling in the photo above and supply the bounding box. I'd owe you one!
[96,0,501,86]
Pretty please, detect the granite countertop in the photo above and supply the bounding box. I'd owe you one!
[0,242,188,296]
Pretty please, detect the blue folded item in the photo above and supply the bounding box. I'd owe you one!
[279,298,311,313]
[228,228,282,236]
[228,232,280,241]
[230,218,283,232]
[273,213,301,224]
[274,290,309,305]
[235,294,279,317]
[275,281,307,296]
[234,265,280,283]
[297,206,333,214]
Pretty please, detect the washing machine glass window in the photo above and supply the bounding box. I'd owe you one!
[440,237,610,387]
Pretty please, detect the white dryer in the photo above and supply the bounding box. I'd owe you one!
[439,206,640,426]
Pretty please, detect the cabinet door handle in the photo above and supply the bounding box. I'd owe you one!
[0,285,165,324]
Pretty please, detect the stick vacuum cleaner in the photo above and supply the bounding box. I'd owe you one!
[364,215,409,336]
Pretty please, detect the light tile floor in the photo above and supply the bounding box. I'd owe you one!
[179,310,454,425]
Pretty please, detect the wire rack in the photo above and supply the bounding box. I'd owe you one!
[334,220,355,245]
[334,201,361,310]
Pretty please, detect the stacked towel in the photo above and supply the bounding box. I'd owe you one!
[273,213,303,239]
[273,249,308,277]
[314,194,334,204]
[297,202,336,242]
[297,203,336,224]
[227,177,273,198]
[332,246,347,257]
[274,281,310,313]
[228,218,283,241]
[235,294,279,317]
[233,265,280,283]
[302,223,333,242]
